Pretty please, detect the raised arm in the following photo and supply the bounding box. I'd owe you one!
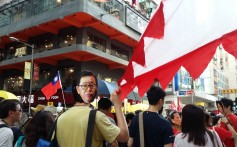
[221,117,237,138]
[110,91,129,143]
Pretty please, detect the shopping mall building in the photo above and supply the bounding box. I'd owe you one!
[0,0,157,106]
[0,0,222,113]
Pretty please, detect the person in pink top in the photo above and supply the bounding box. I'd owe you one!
[216,98,237,147]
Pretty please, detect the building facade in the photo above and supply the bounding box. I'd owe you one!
[0,0,155,106]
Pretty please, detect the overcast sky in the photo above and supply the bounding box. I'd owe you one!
[0,0,12,7]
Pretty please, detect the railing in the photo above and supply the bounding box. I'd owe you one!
[0,41,129,62]
[0,0,150,28]
[87,40,129,61]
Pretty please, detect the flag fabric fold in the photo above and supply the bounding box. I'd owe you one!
[119,0,237,100]
[41,72,61,100]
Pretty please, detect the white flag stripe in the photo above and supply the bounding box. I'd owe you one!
[133,0,237,78]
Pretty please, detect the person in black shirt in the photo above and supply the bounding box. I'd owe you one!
[128,86,174,147]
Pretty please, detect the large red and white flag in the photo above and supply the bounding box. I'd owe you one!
[118,0,237,100]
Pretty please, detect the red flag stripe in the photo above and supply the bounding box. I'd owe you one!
[119,0,237,100]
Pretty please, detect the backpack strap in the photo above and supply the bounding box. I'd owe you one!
[85,110,97,147]
[47,117,58,141]
[0,124,9,128]
[17,136,25,147]
[139,112,145,147]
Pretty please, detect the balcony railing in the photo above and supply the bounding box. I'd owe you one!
[86,40,129,61]
[0,0,75,28]
[0,0,149,31]
[0,41,129,62]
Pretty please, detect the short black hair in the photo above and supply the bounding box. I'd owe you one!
[212,115,222,126]
[220,98,234,111]
[0,99,21,118]
[125,112,135,124]
[72,70,98,103]
[204,112,211,126]
[146,86,166,105]
[98,98,112,110]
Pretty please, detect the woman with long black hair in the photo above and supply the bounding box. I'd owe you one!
[174,104,222,147]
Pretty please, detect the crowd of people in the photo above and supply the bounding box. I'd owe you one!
[0,70,237,147]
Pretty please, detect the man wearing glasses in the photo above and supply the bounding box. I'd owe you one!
[57,70,129,147]
[0,99,22,147]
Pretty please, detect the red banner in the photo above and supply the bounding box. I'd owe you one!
[33,63,39,80]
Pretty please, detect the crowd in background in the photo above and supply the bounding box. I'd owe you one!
[0,70,237,147]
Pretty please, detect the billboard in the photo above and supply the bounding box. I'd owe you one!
[125,6,148,34]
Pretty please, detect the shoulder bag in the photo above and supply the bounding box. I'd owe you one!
[139,112,144,147]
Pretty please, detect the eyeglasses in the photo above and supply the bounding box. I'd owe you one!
[78,84,96,90]
[14,109,22,113]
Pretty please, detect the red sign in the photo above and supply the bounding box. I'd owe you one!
[186,90,193,95]
[33,63,39,81]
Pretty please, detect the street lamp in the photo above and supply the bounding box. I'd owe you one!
[9,37,34,115]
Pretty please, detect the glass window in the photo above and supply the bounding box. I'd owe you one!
[4,76,24,93]
[59,67,75,90]
[59,32,76,47]
[111,44,129,60]
[87,33,106,52]
[34,70,51,91]
[34,38,54,52]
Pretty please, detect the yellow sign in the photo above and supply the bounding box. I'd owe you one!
[222,89,237,94]
[47,102,54,106]
[196,102,205,106]
[24,62,31,79]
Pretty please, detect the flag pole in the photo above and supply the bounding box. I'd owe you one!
[57,71,67,110]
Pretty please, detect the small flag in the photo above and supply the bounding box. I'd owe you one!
[170,100,177,111]
[177,97,183,112]
[41,72,61,100]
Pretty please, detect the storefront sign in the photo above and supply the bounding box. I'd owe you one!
[178,90,194,96]
[16,91,74,107]
[15,46,26,57]
[221,89,237,94]
[178,91,186,96]
[47,102,54,106]
[186,90,193,95]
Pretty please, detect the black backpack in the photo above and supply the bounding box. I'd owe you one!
[0,124,8,128]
